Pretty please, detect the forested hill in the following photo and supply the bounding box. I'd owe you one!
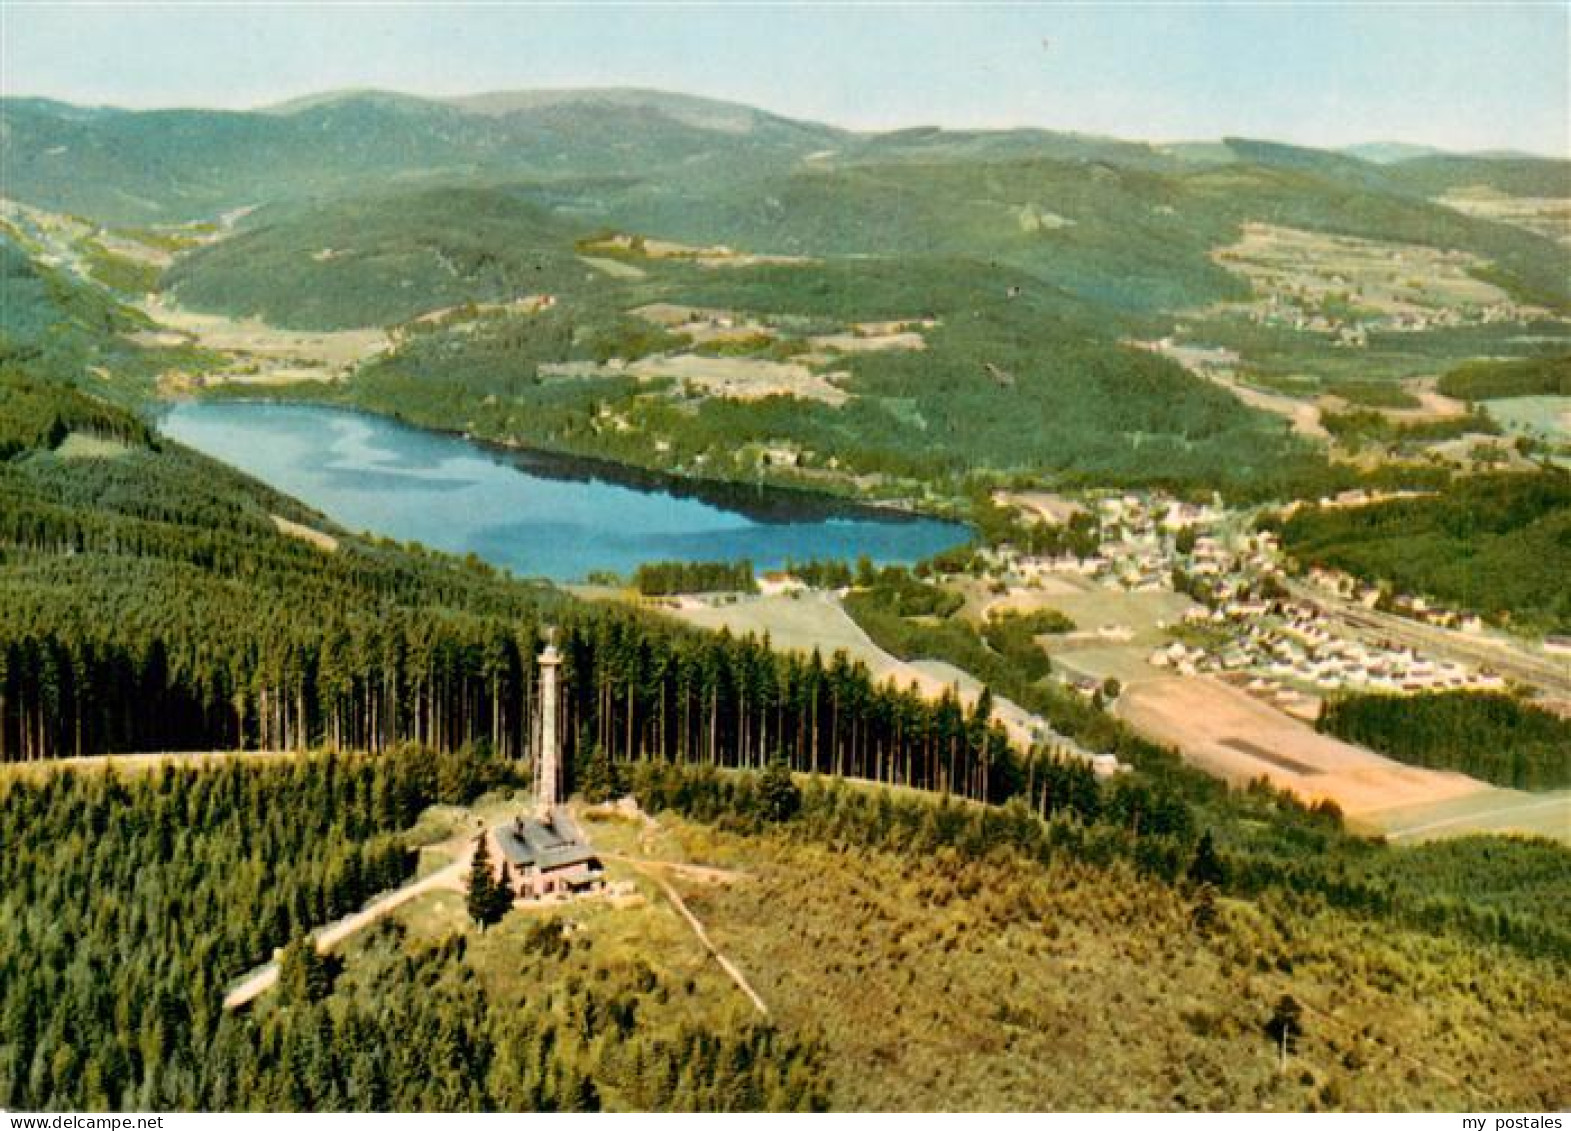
[158,143,1571,326]
[5,371,1571,1111]
[161,185,596,329]
[1272,471,1571,632]
[8,89,1569,508]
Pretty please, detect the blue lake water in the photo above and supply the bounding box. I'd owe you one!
[161,402,968,581]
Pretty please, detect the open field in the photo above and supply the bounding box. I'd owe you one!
[395,802,763,1013]
[1145,338,1486,447]
[270,513,340,552]
[579,253,647,278]
[1115,675,1567,841]
[629,351,850,405]
[55,431,132,459]
[979,577,1197,667]
[0,749,297,782]
[1487,395,1571,447]
[993,489,1086,526]
[809,329,926,355]
[1138,339,1330,439]
[1439,190,1571,248]
[1213,222,1538,324]
[662,591,1050,749]
[1051,645,1169,688]
[665,591,892,669]
[580,232,811,268]
[142,294,390,388]
[1368,788,1571,845]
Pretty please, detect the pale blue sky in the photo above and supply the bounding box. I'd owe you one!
[2,3,1567,154]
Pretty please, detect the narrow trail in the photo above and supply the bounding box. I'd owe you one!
[625,859,770,1017]
[223,858,465,1010]
[601,853,748,884]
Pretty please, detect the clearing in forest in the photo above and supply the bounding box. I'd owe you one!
[628,352,850,406]
[1439,188,1571,247]
[661,591,1053,750]
[1212,222,1541,326]
[143,294,391,390]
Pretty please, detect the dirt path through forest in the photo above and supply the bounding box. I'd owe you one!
[222,858,466,1009]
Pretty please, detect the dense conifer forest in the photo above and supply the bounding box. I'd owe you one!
[1437,354,1571,400]
[1318,691,1571,790]
[2,750,1565,1111]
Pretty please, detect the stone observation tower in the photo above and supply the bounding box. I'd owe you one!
[535,630,563,818]
[483,626,602,901]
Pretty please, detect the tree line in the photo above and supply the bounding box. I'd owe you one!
[633,558,757,596]
[1270,470,1571,632]
[1319,690,1571,791]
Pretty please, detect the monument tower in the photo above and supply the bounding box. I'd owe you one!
[535,630,563,818]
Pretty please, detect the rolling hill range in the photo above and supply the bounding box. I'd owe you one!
[4,88,1569,501]
[0,90,847,225]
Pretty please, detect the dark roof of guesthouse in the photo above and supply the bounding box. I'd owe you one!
[496,808,601,872]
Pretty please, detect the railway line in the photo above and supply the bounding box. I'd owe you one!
[1283,580,1571,699]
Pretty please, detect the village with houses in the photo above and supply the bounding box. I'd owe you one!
[973,486,1542,705]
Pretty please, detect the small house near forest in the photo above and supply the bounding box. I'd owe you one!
[486,808,604,899]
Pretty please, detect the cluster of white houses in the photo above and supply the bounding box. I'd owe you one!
[990,491,1528,703]
[1153,601,1506,697]
[1242,297,1538,339]
[1304,566,1487,634]
[991,491,1233,594]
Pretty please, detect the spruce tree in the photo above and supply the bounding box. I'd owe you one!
[1187,829,1228,889]
[577,737,617,804]
[467,834,505,928]
[491,861,518,920]
[758,758,801,822]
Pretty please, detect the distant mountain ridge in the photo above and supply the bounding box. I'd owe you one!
[5,87,1566,226]
[0,88,847,223]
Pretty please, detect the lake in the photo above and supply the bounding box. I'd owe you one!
[161,402,968,581]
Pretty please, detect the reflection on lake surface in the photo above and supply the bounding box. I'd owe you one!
[161,402,968,581]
